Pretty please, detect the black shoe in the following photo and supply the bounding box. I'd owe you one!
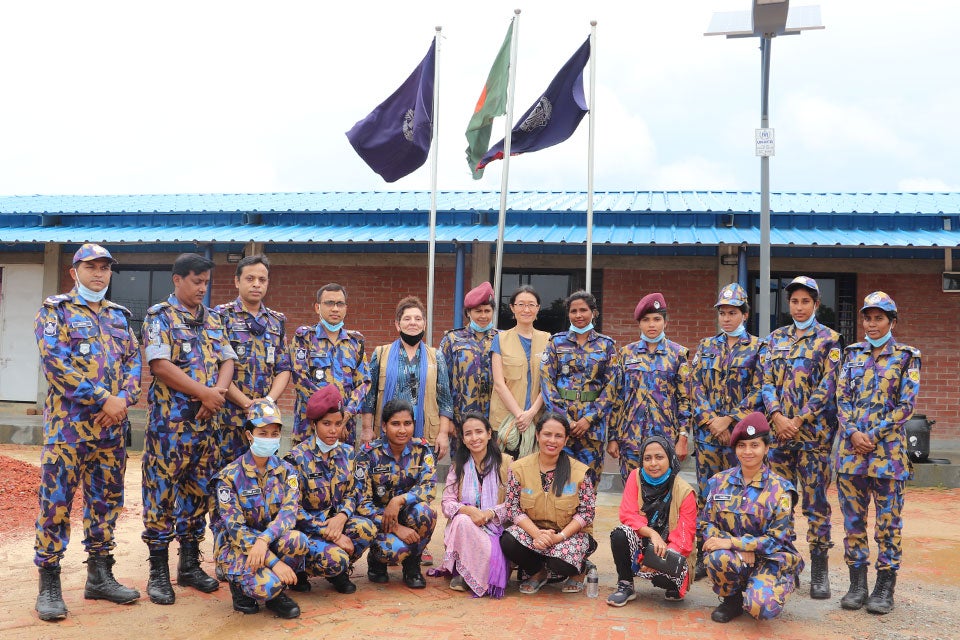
[84,554,140,604]
[840,565,869,610]
[289,571,312,593]
[401,554,426,589]
[177,540,219,593]
[367,557,389,584]
[36,566,68,622]
[711,592,744,623]
[810,547,831,600]
[147,548,176,605]
[229,581,259,614]
[327,571,358,594]
[865,570,896,615]
[606,581,636,607]
[265,591,301,619]
[694,554,707,582]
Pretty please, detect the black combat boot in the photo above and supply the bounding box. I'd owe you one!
[289,571,312,592]
[264,591,301,619]
[327,570,358,594]
[367,556,389,584]
[401,553,426,589]
[809,547,831,599]
[36,566,68,621]
[229,581,259,614]
[710,591,744,623]
[176,540,219,593]
[865,569,896,615]
[840,565,869,610]
[147,548,176,605]
[694,539,707,581]
[84,554,140,604]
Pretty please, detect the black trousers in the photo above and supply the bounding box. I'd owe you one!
[610,527,636,582]
[499,531,579,577]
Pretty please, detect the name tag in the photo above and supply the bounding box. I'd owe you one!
[240,488,262,497]
[70,319,94,329]
[557,346,574,354]
[372,465,391,474]
[307,473,324,479]
[713,494,732,502]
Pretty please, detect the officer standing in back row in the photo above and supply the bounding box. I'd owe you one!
[33,243,142,622]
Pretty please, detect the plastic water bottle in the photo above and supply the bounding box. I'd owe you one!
[585,564,599,598]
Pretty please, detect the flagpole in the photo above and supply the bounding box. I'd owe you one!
[493,9,520,327]
[585,21,597,293]
[426,28,441,344]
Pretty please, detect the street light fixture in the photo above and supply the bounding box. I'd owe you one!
[706,0,823,337]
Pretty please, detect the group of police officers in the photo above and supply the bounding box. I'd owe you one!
[32,243,919,623]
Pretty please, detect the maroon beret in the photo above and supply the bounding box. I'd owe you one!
[729,411,770,448]
[464,282,495,310]
[306,385,344,421]
[634,292,667,321]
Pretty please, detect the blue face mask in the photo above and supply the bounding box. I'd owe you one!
[249,436,280,458]
[867,330,892,348]
[469,320,495,332]
[316,439,339,454]
[723,323,746,338]
[569,322,594,335]
[641,331,665,344]
[641,468,671,486]
[320,318,344,333]
[794,316,815,331]
[77,282,107,303]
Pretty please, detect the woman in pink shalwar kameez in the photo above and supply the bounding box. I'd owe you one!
[433,413,512,597]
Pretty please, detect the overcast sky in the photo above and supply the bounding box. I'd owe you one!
[0,0,956,197]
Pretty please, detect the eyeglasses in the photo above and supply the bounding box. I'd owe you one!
[408,372,418,402]
[320,301,347,309]
[512,303,540,310]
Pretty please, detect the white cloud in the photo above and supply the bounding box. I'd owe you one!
[896,177,960,192]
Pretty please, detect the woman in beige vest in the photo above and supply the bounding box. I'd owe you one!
[500,413,597,594]
[490,286,550,458]
[607,435,696,607]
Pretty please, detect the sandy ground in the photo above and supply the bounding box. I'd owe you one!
[1,442,959,640]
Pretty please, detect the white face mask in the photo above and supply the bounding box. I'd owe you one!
[77,282,107,302]
[249,436,280,458]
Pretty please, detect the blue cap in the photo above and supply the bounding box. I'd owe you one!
[244,399,283,430]
[714,283,748,308]
[861,291,897,314]
[72,243,117,265]
[785,275,819,296]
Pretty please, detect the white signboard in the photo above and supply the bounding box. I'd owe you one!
[756,128,775,157]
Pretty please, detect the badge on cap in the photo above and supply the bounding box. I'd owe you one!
[262,404,275,416]
[723,289,732,298]
[746,425,756,436]
[867,293,882,305]
[653,300,661,309]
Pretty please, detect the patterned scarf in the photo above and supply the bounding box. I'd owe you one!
[461,456,507,597]
[383,339,428,437]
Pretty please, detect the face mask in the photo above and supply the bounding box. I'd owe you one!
[723,323,746,338]
[469,320,494,332]
[320,318,344,333]
[641,468,670,486]
[317,439,340,454]
[77,282,107,303]
[641,331,665,344]
[249,436,280,458]
[867,330,892,348]
[794,316,815,331]
[400,331,424,346]
[569,322,594,335]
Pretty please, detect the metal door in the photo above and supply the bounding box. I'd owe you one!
[0,264,44,401]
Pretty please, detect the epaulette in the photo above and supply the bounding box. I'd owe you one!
[146,301,170,316]
[899,344,921,358]
[266,307,286,322]
[412,437,430,447]
[212,302,231,315]
[347,329,365,342]
[106,301,133,317]
[550,331,568,342]
[844,342,865,353]
[295,325,312,337]
[42,293,71,308]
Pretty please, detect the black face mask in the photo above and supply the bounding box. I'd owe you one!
[400,331,424,346]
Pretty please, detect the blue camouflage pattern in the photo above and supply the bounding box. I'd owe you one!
[438,326,497,428]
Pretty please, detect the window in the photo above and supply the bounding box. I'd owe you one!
[109,268,174,335]
[748,272,856,345]
[497,269,601,335]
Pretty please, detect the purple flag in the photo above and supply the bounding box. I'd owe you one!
[477,37,589,171]
[346,39,435,183]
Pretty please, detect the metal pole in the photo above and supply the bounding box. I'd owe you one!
[426,28,441,344]
[585,21,597,292]
[758,35,772,338]
[453,242,465,323]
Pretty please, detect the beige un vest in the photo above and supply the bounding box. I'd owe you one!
[489,327,550,429]
[511,452,593,534]
[374,342,440,445]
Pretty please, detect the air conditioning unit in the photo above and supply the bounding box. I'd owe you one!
[943,272,960,292]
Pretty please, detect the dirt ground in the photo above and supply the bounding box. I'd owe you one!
[2,443,959,640]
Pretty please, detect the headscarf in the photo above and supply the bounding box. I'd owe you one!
[638,435,682,539]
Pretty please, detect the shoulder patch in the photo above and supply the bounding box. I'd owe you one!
[678,362,690,377]
[354,465,366,482]
[42,318,58,336]
[909,369,920,382]
[287,475,299,491]
[778,494,792,512]
[217,485,233,504]
[828,348,841,362]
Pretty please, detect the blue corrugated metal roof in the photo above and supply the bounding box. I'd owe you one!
[0,191,958,248]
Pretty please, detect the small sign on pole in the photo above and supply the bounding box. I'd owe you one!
[755,128,775,157]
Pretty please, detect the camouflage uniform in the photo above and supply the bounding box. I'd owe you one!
[284,439,376,577]
[836,338,920,571]
[141,294,237,549]
[290,325,369,446]
[700,465,803,620]
[211,453,308,603]
[610,338,691,481]
[214,297,291,467]
[760,320,842,549]
[540,329,619,481]
[33,288,141,567]
[356,438,437,564]
[438,326,497,431]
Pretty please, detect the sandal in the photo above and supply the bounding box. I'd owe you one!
[561,577,584,593]
[519,574,549,594]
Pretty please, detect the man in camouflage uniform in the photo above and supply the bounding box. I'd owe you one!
[33,243,141,621]
[141,253,236,604]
